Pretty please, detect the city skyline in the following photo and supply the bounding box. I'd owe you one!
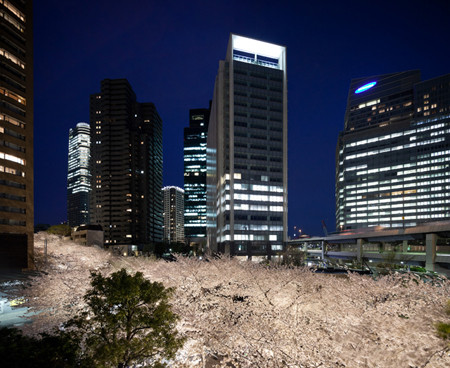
[34,1,450,236]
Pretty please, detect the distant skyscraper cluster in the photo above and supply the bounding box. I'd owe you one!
[62,32,450,256]
[162,186,184,243]
[0,0,33,268]
[3,0,448,268]
[206,34,288,257]
[336,71,450,230]
[64,35,289,258]
[67,122,90,227]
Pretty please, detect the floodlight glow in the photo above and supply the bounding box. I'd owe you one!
[355,81,377,94]
[232,35,284,59]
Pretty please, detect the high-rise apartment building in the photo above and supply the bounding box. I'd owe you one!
[162,186,185,243]
[184,106,210,241]
[336,71,450,230]
[67,122,91,227]
[0,0,33,268]
[207,34,288,257]
[90,79,163,247]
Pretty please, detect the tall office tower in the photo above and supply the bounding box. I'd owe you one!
[162,186,185,243]
[184,106,210,241]
[207,34,288,257]
[90,79,163,248]
[67,122,91,227]
[0,0,33,268]
[336,71,450,230]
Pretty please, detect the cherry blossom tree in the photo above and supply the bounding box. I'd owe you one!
[4,233,449,368]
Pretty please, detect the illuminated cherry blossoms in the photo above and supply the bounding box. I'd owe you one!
[6,233,450,368]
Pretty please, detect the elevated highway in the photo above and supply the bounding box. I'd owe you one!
[290,221,450,276]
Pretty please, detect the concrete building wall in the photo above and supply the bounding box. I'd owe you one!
[89,79,163,247]
[207,34,288,257]
[0,0,34,268]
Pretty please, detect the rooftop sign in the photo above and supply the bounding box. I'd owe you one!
[355,81,377,94]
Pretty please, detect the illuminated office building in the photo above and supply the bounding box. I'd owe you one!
[0,0,33,268]
[336,71,450,230]
[184,107,210,240]
[90,79,163,247]
[67,122,90,227]
[207,34,288,257]
[162,186,184,243]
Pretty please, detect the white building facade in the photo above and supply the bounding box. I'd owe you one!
[207,34,288,258]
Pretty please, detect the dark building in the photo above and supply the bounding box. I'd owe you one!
[0,0,33,268]
[207,34,288,258]
[162,186,184,243]
[67,122,91,227]
[183,106,210,241]
[90,79,163,248]
[336,71,450,230]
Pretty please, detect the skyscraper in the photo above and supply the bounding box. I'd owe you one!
[184,106,210,241]
[336,71,450,230]
[67,122,91,227]
[90,79,163,248]
[162,186,185,243]
[0,0,33,268]
[207,34,288,258]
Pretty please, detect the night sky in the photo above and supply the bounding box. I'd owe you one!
[34,0,450,236]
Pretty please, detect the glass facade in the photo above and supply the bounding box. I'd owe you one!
[183,107,210,240]
[336,71,450,230]
[207,34,288,257]
[67,122,91,227]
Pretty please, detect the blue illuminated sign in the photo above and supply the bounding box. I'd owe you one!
[355,81,377,94]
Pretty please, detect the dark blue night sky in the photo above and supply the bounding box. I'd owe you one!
[34,0,450,236]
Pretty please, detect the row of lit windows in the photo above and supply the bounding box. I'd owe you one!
[354,163,448,177]
[220,204,283,212]
[220,234,279,242]
[0,151,24,165]
[345,122,448,150]
[347,180,450,194]
[0,113,25,129]
[346,214,447,224]
[227,193,283,202]
[221,224,283,231]
[0,87,25,105]
[347,206,450,216]
[414,114,450,127]
[345,173,450,192]
[184,146,206,151]
[0,48,25,69]
[345,192,448,203]
[345,137,446,161]
[224,183,283,192]
[0,0,25,21]
[0,164,24,176]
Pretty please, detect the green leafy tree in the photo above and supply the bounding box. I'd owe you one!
[435,300,450,340]
[0,327,87,367]
[68,268,184,368]
[47,224,72,236]
[281,245,306,267]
